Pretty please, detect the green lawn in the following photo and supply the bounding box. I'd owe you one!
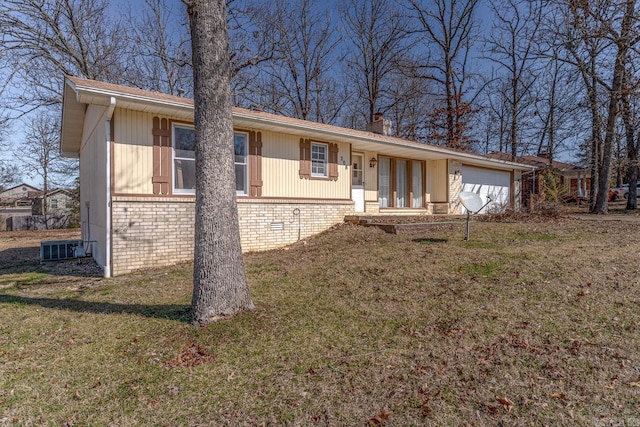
[1,218,639,425]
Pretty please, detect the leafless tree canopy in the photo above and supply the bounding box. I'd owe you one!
[340,0,412,125]
[405,0,480,150]
[0,118,19,190]
[19,111,76,221]
[1,0,640,212]
[127,0,193,96]
[238,0,344,123]
[0,0,128,112]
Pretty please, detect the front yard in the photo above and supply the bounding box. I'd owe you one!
[0,216,639,425]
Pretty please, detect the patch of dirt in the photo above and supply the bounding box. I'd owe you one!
[162,343,215,368]
[0,229,80,263]
[0,229,81,251]
[0,229,102,278]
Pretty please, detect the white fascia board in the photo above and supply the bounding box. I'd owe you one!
[72,83,193,116]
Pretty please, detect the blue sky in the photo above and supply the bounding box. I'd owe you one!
[2,0,575,188]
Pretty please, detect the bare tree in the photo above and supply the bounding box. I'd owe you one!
[480,78,511,154]
[551,0,610,209]
[485,0,542,160]
[0,0,127,112]
[340,0,411,125]
[186,0,254,325]
[571,0,638,214]
[227,0,279,100]
[127,0,193,96]
[406,0,480,150]
[244,0,343,123]
[620,65,639,209]
[20,112,76,225]
[531,49,582,164]
[0,118,19,190]
[386,71,434,141]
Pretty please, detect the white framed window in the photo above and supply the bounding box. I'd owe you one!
[412,160,423,208]
[379,157,425,208]
[311,142,328,177]
[173,124,196,193]
[234,132,248,195]
[172,124,249,195]
[378,156,390,208]
[50,199,58,209]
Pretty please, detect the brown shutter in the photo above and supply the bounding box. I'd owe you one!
[299,138,311,179]
[249,131,263,197]
[152,117,171,195]
[328,142,339,181]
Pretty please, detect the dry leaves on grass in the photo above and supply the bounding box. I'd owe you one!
[497,397,515,412]
[477,207,570,223]
[163,343,214,368]
[368,407,393,426]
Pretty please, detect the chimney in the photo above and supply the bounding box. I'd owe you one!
[366,112,392,136]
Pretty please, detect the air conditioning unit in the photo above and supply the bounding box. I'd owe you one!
[40,240,85,262]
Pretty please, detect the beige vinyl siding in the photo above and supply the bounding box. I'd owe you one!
[261,130,350,199]
[80,104,109,271]
[111,113,350,199]
[426,159,448,203]
[362,151,378,201]
[113,109,155,194]
[448,160,463,213]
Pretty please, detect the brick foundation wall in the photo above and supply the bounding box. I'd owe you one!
[237,199,354,252]
[111,197,195,276]
[110,196,354,276]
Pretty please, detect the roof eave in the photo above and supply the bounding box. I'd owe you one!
[62,76,530,171]
[232,110,530,171]
[60,78,85,156]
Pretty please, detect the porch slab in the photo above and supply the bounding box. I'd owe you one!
[345,214,465,234]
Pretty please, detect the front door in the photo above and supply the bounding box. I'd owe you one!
[352,153,365,212]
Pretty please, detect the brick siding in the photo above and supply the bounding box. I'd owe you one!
[110,196,354,276]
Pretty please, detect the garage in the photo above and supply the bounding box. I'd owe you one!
[461,165,511,213]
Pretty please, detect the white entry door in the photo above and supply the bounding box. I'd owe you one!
[352,153,365,212]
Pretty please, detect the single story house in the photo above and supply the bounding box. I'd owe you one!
[61,76,529,277]
[486,152,590,207]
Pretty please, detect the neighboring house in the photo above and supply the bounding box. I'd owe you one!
[0,183,40,207]
[61,76,529,277]
[31,189,76,216]
[485,152,590,207]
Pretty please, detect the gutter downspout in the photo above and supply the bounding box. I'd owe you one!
[104,97,116,277]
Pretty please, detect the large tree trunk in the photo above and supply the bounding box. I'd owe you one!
[188,0,254,326]
[592,0,634,214]
[593,60,623,213]
[621,89,638,210]
[587,70,601,211]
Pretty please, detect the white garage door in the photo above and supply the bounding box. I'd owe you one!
[461,166,511,213]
